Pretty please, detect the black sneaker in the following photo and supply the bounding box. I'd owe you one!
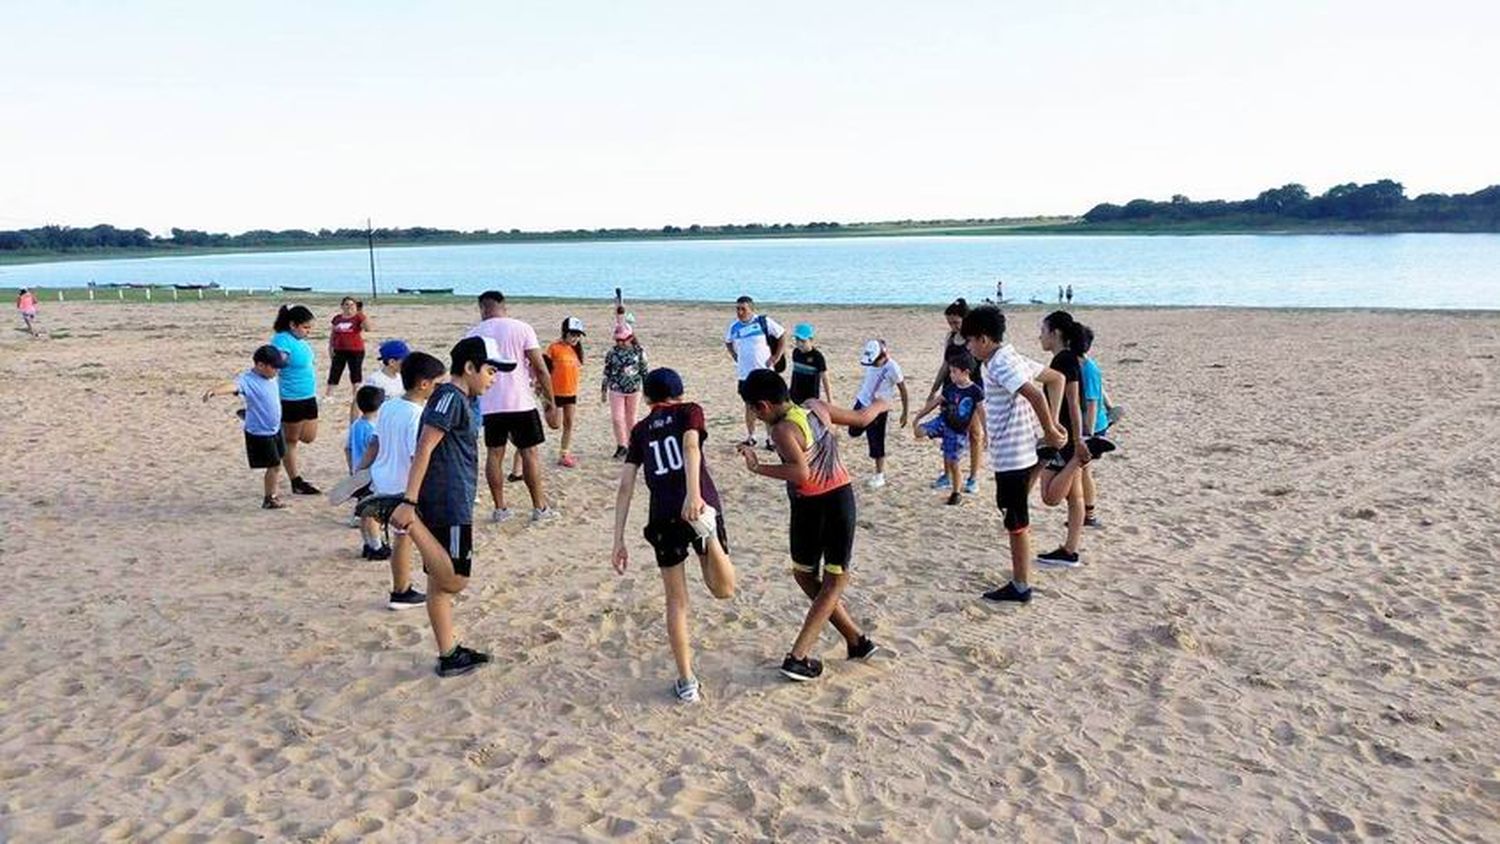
[436,644,491,677]
[982,582,1032,603]
[779,654,823,682]
[506,472,524,482]
[1035,547,1082,569]
[387,586,426,611]
[847,636,880,661]
[946,491,962,506]
[611,446,628,460]
[1083,515,1102,528]
[360,544,372,559]
[1086,436,1116,458]
[368,544,392,561]
[261,495,286,510]
[290,476,321,495]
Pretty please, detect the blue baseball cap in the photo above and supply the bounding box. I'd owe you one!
[377,339,410,362]
[793,323,815,341]
[643,367,685,403]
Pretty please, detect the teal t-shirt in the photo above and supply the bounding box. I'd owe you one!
[271,331,316,400]
[1081,357,1108,435]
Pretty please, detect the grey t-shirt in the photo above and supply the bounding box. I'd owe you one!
[417,383,480,526]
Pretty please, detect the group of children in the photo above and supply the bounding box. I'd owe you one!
[206,294,1117,696]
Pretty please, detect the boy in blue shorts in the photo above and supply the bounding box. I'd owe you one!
[202,344,290,509]
[910,349,985,506]
[367,336,513,677]
[611,368,736,703]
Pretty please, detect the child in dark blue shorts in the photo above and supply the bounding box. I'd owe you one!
[910,350,984,505]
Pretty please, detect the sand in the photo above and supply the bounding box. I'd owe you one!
[1,298,1498,842]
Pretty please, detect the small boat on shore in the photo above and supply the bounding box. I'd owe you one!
[173,282,221,290]
[280,285,313,292]
[397,287,455,295]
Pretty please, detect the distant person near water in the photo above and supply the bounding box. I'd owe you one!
[202,344,290,509]
[271,304,322,496]
[16,288,39,337]
[612,367,736,703]
[736,369,885,682]
[466,290,558,525]
[325,297,371,400]
[1057,285,1065,303]
[1066,284,1074,304]
[927,298,984,494]
[724,295,787,448]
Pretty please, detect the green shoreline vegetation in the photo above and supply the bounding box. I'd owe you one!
[4,179,1497,267]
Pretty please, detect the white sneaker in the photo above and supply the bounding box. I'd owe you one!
[490,507,514,523]
[674,676,701,703]
[530,506,559,524]
[689,504,718,540]
[866,474,887,489]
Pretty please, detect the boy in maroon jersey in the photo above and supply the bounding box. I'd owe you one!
[611,368,737,703]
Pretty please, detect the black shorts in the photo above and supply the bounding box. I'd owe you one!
[553,395,578,407]
[281,397,319,424]
[788,484,857,576]
[483,409,546,449]
[848,403,889,460]
[244,431,286,469]
[644,512,730,568]
[424,523,474,578]
[994,467,1036,532]
[327,350,365,386]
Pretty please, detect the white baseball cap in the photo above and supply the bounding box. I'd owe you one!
[563,316,586,335]
[859,339,884,366]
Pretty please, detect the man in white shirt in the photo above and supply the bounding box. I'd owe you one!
[466,290,558,524]
[724,295,786,445]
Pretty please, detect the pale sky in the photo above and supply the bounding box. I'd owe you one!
[3,0,1496,235]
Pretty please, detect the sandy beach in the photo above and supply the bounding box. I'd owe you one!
[2,297,1497,842]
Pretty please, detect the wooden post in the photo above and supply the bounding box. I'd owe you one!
[198,288,204,300]
[58,290,64,302]
[146,288,151,301]
[118,289,124,300]
[172,288,179,301]
[89,288,95,301]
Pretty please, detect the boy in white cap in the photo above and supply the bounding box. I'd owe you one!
[848,340,908,488]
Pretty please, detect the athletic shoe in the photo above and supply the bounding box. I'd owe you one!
[1083,514,1102,528]
[387,586,426,610]
[763,440,777,452]
[367,544,392,561]
[530,506,559,524]
[290,477,321,495]
[866,474,887,489]
[261,496,286,510]
[612,446,628,460]
[688,504,718,541]
[982,582,1032,603]
[1035,547,1082,569]
[847,636,880,661]
[779,654,824,682]
[963,476,978,495]
[506,472,524,482]
[346,513,362,528]
[490,507,514,524]
[436,644,491,677]
[674,677,701,703]
[931,474,952,490]
[946,492,962,506]
[558,454,578,468]
[739,437,757,448]
[1086,436,1116,458]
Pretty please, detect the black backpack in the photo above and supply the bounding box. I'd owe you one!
[757,315,787,373]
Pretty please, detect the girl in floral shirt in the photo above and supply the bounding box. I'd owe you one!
[602,314,648,459]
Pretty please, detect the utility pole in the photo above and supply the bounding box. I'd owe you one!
[367,217,378,301]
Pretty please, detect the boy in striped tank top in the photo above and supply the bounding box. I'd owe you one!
[736,370,890,682]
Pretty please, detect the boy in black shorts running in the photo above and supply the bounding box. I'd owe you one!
[736,369,887,681]
[381,336,513,677]
[611,368,736,703]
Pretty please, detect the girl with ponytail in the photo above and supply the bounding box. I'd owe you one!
[1032,309,1110,568]
[270,304,322,495]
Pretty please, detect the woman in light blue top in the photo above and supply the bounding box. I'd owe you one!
[271,304,322,495]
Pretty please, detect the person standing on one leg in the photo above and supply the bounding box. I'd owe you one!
[848,340,908,489]
[961,305,1067,604]
[467,290,557,524]
[724,295,786,447]
[386,336,512,677]
[270,304,322,495]
[202,344,290,509]
[927,298,985,494]
[736,370,886,682]
[1035,311,1100,569]
[611,368,736,703]
[1077,325,1112,528]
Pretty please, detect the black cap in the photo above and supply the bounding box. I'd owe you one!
[253,344,288,369]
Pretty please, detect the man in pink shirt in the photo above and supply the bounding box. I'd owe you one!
[467,290,558,524]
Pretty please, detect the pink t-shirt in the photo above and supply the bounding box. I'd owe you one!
[467,317,541,414]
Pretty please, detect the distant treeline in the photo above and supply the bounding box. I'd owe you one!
[1081,180,1500,232]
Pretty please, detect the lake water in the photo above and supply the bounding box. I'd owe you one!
[6,233,1500,309]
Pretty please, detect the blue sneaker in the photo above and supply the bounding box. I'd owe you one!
[963,476,978,495]
[932,473,952,490]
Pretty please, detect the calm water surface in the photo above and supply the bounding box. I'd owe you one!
[6,234,1499,309]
